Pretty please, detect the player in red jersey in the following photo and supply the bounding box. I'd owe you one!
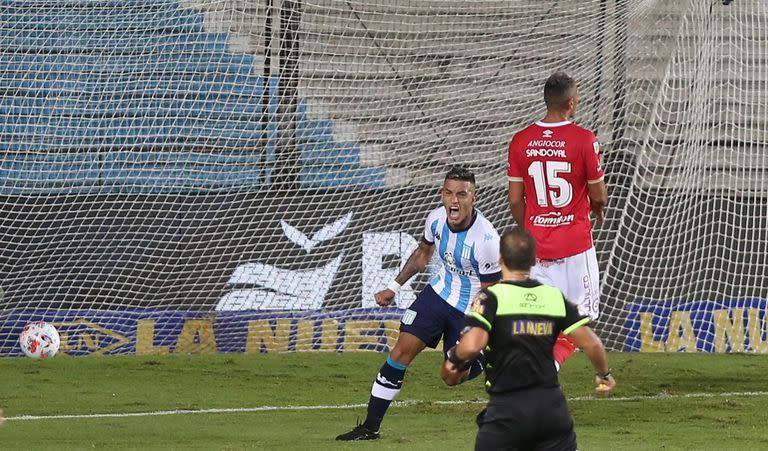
[507,71,608,370]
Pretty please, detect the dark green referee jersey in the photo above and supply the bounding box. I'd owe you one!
[466,279,589,394]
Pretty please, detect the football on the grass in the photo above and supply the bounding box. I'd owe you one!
[19,321,60,359]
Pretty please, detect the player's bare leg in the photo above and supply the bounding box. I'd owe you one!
[388,331,427,365]
[336,332,426,440]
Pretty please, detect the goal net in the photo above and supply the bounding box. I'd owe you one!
[0,0,765,355]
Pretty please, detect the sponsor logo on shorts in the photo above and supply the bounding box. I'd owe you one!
[580,274,599,319]
[401,309,417,325]
[536,258,565,268]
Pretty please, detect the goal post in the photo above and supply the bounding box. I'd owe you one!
[0,0,766,355]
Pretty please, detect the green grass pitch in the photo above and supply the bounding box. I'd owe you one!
[0,352,766,450]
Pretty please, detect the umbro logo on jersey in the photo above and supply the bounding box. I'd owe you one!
[543,129,554,138]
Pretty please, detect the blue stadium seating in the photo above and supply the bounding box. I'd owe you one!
[101,151,264,193]
[296,120,336,144]
[0,0,379,191]
[0,152,101,194]
[300,142,361,166]
[0,32,230,53]
[0,53,256,74]
[301,165,386,189]
[1,5,204,32]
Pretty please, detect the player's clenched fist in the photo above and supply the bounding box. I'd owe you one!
[374,289,395,306]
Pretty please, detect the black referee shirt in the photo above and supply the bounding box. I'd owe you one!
[465,279,589,395]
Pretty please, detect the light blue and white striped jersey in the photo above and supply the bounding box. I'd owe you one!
[423,207,501,313]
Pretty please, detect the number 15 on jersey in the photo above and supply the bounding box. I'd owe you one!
[527,161,573,208]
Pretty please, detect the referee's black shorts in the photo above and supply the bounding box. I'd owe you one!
[475,386,577,451]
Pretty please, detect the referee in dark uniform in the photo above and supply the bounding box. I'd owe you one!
[442,226,616,451]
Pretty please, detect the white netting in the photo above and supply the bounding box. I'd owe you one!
[601,0,768,352]
[0,0,765,355]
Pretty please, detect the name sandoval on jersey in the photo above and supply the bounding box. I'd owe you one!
[526,140,567,158]
[531,212,575,227]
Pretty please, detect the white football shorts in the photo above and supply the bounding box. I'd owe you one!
[530,247,600,320]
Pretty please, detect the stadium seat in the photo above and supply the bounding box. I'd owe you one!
[0,0,385,192]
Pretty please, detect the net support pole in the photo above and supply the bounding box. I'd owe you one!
[258,0,274,186]
[610,0,629,146]
[593,0,608,132]
[273,0,302,189]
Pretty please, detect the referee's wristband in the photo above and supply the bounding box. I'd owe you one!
[387,280,402,294]
[596,368,613,379]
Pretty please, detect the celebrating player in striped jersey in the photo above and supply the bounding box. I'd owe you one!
[336,166,502,441]
[507,71,609,370]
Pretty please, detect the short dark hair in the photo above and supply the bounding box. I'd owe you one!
[444,166,476,186]
[544,71,577,110]
[500,227,537,271]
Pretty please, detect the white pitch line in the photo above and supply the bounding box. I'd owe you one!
[7,391,768,421]
[555,390,768,402]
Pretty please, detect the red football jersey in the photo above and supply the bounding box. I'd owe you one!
[507,120,604,259]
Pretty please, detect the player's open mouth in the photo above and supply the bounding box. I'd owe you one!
[448,207,460,220]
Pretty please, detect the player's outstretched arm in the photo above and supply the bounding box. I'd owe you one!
[374,240,435,307]
[568,325,616,395]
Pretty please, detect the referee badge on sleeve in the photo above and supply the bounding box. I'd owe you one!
[471,292,487,315]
